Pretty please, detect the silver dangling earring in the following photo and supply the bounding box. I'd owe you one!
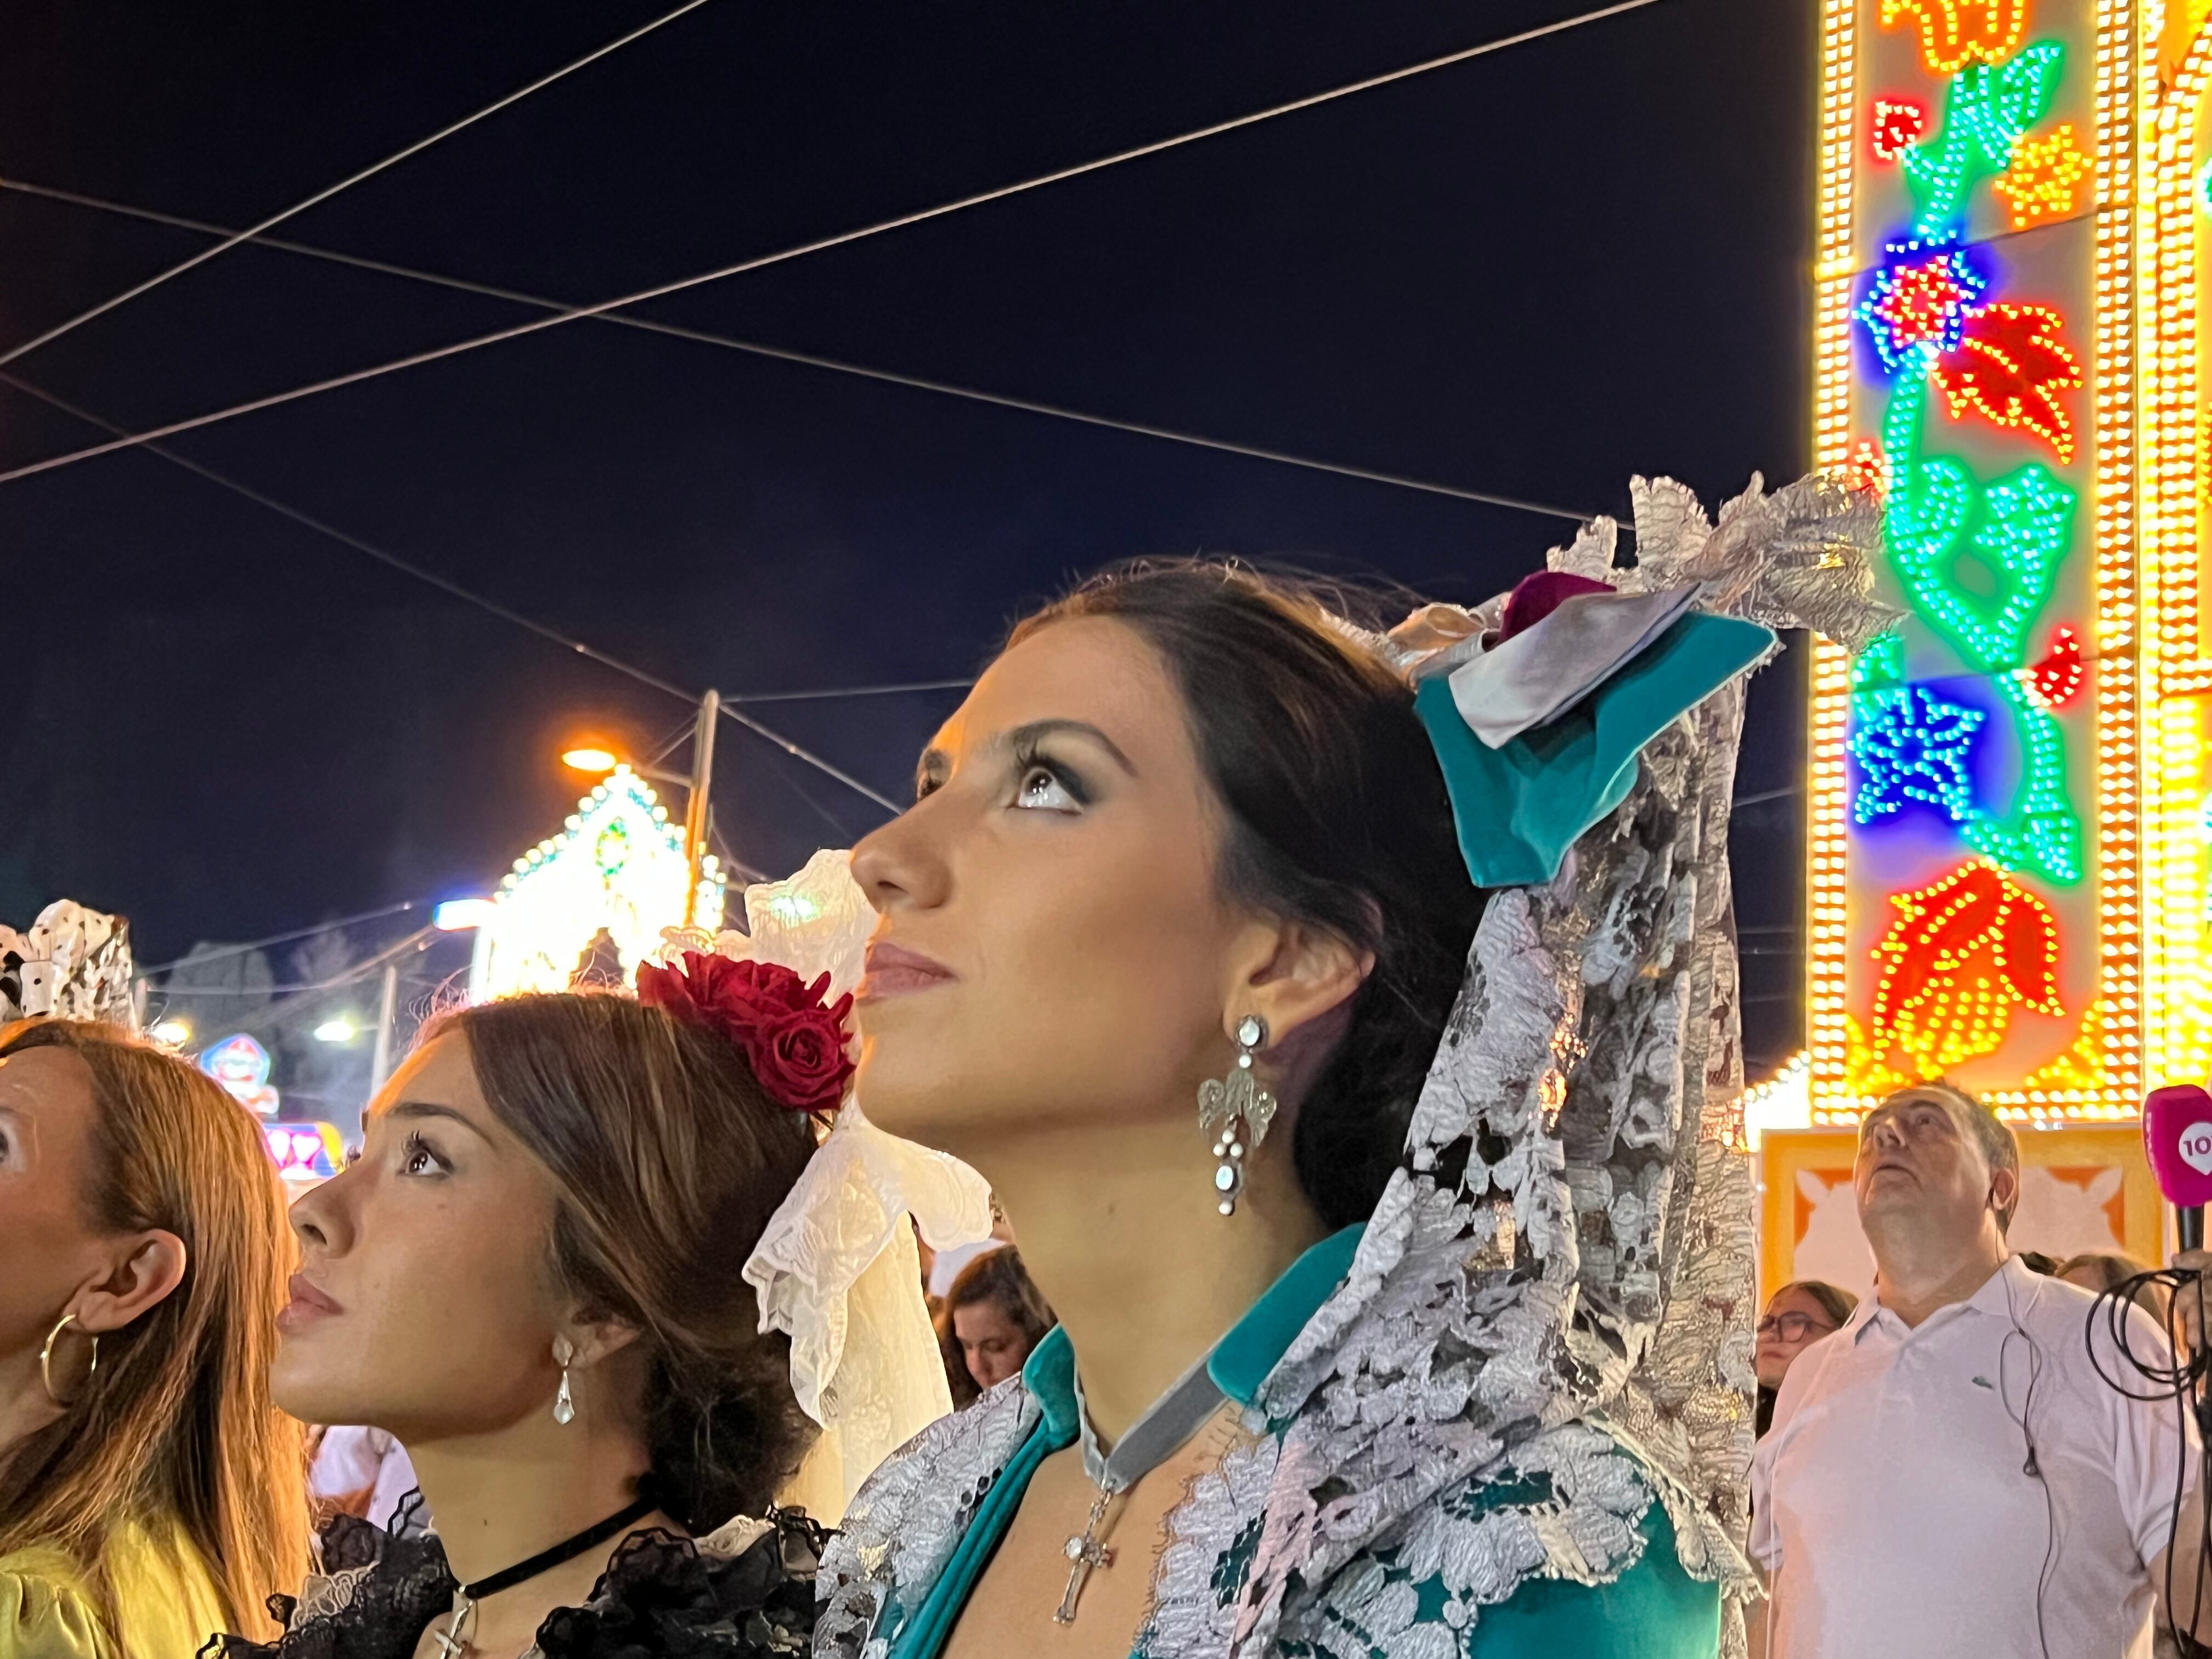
[1197,1015,1278,1217]
[552,1336,577,1426]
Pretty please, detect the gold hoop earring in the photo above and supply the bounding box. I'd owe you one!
[39,1312,98,1408]
[1198,1015,1277,1217]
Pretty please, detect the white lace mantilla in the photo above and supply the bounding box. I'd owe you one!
[820,472,1890,1658]
[0,900,137,1026]
[658,850,997,1522]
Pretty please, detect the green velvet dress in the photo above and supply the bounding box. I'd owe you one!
[833,1231,1722,1659]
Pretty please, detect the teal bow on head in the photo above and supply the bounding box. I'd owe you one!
[1415,610,1775,889]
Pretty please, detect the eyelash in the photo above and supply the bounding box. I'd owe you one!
[399,1130,450,1178]
[1010,741,1088,810]
[911,743,1093,808]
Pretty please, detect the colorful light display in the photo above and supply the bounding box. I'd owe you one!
[199,1032,279,1116]
[1873,95,1934,158]
[467,765,726,1002]
[1993,122,2094,226]
[1883,0,2031,74]
[1809,0,2212,1122]
[265,1121,343,1186]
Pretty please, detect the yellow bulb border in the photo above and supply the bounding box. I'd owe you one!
[1807,0,2212,1122]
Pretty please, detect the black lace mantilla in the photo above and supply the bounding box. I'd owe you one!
[203,1507,825,1659]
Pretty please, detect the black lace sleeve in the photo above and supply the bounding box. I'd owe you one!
[533,1509,825,1659]
[200,1506,825,1659]
[199,1509,458,1659]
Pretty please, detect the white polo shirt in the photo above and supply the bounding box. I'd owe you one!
[1750,1255,2197,1658]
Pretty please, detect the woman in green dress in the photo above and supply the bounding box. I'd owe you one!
[817,475,1887,1659]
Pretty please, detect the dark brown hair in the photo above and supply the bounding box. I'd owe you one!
[0,1020,308,1639]
[1009,561,1485,1228]
[936,1247,1056,1406]
[424,992,819,1529]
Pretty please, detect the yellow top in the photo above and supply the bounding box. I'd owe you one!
[0,1525,227,1659]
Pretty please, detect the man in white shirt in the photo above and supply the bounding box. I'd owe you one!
[1751,1081,2207,1657]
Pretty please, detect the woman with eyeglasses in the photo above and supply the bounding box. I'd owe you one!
[1753,1282,1857,1437]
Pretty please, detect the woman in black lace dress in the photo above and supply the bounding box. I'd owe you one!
[212,960,853,1659]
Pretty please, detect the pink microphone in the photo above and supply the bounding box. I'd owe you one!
[2143,1085,2212,1251]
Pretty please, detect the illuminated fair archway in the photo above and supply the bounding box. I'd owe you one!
[1805,0,2212,1123]
[469,765,726,1001]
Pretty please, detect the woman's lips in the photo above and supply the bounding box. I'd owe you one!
[277,1272,342,1333]
[857,941,956,1001]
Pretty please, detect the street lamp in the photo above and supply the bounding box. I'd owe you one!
[313,1018,357,1044]
[555,693,720,928]
[433,899,497,931]
[150,1018,191,1048]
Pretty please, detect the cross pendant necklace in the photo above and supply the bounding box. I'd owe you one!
[1055,1489,1119,1624]
[429,1597,477,1659]
[1049,1350,1227,1626]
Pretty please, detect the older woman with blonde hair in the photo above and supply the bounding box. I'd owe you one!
[0,1018,308,1659]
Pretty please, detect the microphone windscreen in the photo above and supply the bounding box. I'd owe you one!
[2143,1085,2212,1210]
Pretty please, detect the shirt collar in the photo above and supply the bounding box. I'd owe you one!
[1852,1252,2030,1341]
[1017,1223,1365,1431]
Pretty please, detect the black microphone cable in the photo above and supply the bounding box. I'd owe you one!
[2086,1267,2212,1655]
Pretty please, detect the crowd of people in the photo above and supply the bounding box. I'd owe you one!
[8,539,2204,1658]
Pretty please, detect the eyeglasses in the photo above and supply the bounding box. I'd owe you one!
[1757,1312,1838,1341]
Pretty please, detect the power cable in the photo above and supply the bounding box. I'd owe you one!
[719,703,900,811]
[0,178,1603,522]
[725,678,972,703]
[0,370,900,815]
[645,710,702,766]
[0,0,716,372]
[760,744,862,845]
[157,928,443,1041]
[1733,784,1802,810]
[135,899,424,977]
[0,0,1662,493]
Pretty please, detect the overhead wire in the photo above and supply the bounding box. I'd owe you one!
[0,370,901,815]
[0,0,718,373]
[135,899,424,977]
[0,178,1605,523]
[725,677,972,703]
[0,0,1663,495]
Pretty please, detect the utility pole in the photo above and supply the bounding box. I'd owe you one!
[681,689,719,928]
[369,962,399,1096]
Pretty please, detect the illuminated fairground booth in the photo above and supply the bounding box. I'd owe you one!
[466,764,726,1002]
[1762,0,2212,1296]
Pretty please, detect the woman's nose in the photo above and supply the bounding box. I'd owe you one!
[851,795,952,913]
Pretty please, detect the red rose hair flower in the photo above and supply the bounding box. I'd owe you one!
[635,951,856,1115]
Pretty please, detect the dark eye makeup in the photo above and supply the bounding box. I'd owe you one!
[1010,736,1091,809]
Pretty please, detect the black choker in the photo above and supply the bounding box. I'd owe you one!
[459,1478,661,1600]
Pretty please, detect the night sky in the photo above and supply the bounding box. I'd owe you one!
[1,0,1815,1073]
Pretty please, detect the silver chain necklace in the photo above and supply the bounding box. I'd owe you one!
[1053,1351,1227,1624]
